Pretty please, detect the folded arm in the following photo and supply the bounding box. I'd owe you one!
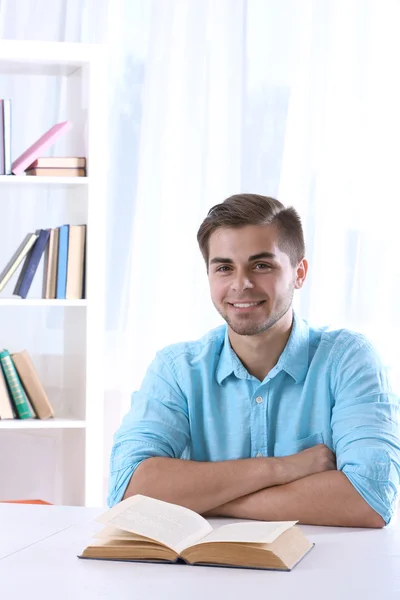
[204,470,385,528]
[108,353,336,513]
[109,352,289,512]
[122,444,334,515]
[207,337,400,528]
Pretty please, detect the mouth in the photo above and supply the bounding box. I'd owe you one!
[227,300,266,311]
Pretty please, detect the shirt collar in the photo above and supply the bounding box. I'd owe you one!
[216,311,309,385]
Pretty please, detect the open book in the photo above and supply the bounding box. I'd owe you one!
[79,495,314,571]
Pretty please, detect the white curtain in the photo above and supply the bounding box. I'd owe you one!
[114,0,400,392]
[2,0,399,503]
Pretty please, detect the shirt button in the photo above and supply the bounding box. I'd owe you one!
[256,452,263,458]
[255,396,263,404]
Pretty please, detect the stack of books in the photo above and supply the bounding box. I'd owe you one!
[0,348,55,420]
[0,101,85,177]
[25,156,86,177]
[0,224,86,299]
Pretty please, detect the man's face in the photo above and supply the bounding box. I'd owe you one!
[208,224,304,336]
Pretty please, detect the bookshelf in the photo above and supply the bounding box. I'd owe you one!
[0,41,107,507]
[0,175,89,186]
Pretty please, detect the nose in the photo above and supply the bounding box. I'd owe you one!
[230,273,255,292]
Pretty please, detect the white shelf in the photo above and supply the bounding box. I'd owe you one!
[0,40,105,76]
[0,39,107,507]
[0,299,88,307]
[0,419,86,430]
[0,176,88,186]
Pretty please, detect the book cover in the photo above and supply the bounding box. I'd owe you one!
[3,99,12,175]
[66,225,86,299]
[56,225,69,299]
[0,361,15,419]
[43,228,59,299]
[27,157,86,169]
[11,350,55,419]
[0,99,5,176]
[0,350,35,419]
[26,167,86,177]
[14,229,51,299]
[11,121,72,175]
[0,233,39,294]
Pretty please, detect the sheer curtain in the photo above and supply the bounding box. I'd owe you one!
[1,0,399,503]
[115,0,400,396]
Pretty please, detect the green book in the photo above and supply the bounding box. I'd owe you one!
[0,350,34,419]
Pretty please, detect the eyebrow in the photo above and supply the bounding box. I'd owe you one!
[209,252,277,265]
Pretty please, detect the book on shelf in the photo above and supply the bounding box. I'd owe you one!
[66,225,86,299]
[12,121,72,175]
[14,229,50,299]
[0,100,5,176]
[12,350,54,419]
[79,495,314,571]
[26,167,86,177]
[0,349,55,420]
[0,362,15,419]
[28,157,86,169]
[43,228,59,299]
[56,225,69,299]
[1,99,12,175]
[0,350,34,419]
[0,223,86,299]
[0,233,38,293]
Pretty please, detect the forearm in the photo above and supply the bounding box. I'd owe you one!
[205,471,385,528]
[123,456,290,514]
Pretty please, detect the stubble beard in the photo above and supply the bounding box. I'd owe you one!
[214,285,295,336]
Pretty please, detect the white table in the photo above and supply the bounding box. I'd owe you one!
[0,505,399,600]
[0,503,102,560]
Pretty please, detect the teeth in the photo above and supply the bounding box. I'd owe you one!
[233,302,261,308]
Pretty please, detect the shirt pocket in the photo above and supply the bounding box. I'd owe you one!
[274,432,324,457]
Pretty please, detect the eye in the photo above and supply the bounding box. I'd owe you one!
[216,265,231,273]
[254,263,272,270]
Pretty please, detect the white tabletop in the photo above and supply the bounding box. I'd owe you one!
[0,503,102,560]
[0,505,399,600]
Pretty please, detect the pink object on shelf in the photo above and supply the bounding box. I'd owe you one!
[12,121,72,174]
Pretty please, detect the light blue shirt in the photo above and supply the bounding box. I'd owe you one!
[108,312,400,524]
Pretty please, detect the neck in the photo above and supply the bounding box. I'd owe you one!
[228,309,294,382]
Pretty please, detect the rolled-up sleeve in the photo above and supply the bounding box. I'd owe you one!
[107,350,190,507]
[331,336,400,524]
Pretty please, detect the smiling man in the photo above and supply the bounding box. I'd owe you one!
[108,194,400,527]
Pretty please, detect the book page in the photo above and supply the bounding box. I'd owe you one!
[94,524,154,542]
[97,495,213,554]
[196,520,298,545]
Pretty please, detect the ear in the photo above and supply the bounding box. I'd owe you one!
[294,258,308,289]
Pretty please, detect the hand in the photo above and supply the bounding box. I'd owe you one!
[277,444,336,484]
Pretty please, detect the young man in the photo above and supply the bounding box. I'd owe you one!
[108,194,400,527]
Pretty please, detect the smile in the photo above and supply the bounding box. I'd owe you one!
[229,301,265,309]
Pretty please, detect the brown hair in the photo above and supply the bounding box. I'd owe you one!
[197,193,305,268]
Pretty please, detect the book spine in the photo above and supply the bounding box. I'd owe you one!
[66,225,86,299]
[26,167,85,177]
[0,361,15,419]
[0,100,5,176]
[0,350,34,419]
[56,225,69,299]
[30,157,86,169]
[44,228,59,299]
[14,229,51,298]
[3,99,11,175]
[12,350,55,419]
[0,233,39,293]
